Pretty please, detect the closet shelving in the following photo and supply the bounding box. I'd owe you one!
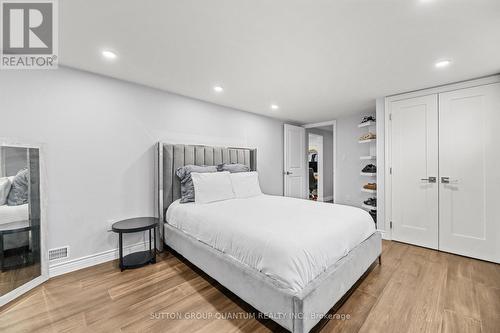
[358,121,375,128]
[362,204,377,211]
[360,172,376,177]
[359,117,377,212]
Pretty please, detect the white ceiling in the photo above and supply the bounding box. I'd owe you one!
[60,0,500,124]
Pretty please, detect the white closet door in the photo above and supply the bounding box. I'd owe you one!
[439,83,500,263]
[390,95,439,249]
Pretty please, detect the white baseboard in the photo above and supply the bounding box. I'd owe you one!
[1,275,48,307]
[377,229,391,240]
[49,241,148,277]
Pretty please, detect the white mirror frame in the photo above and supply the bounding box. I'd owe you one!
[0,138,49,307]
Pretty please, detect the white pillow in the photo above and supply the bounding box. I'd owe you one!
[191,171,235,204]
[0,177,12,206]
[230,171,262,198]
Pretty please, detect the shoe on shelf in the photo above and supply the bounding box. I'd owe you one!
[363,197,377,206]
[366,132,376,140]
[359,133,369,141]
[362,164,377,173]
[359,132,376,141]
[363,183,377,190]
[360,116,376,124]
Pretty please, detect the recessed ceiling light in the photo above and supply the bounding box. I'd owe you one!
[270,104,279,110]
[213,85,224,93]
[435,59,452,68]
[102,50,117,60]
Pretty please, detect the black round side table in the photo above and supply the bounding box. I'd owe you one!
[111,217,158,271]
[0,222,35,271]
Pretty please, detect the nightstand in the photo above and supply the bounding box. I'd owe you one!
[111,217,158,271]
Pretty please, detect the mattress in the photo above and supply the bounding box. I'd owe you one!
[166,195,375,293]
[0,203,29,226]
[0,204,29,250]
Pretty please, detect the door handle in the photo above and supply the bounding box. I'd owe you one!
[284,171,293,175]
[441,177,458,184]
[420,177,436,183]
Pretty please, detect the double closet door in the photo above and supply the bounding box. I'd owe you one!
[390,82,500,263]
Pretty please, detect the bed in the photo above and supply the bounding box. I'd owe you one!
[0,204,29,226]
[157,143,382,333]
[0,204,29,250]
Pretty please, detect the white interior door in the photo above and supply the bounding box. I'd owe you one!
[284,124,306,198]
[439,83,500,263]
[390,95,439,249]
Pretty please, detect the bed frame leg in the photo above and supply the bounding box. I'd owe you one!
[378,255,382,265]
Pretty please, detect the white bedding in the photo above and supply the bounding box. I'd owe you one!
[166,195,376,292]
[0,203,29,225]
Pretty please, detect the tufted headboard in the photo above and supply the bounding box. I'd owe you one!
[156,143,257,246]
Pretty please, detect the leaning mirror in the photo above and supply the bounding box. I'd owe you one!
[0,145,42,297]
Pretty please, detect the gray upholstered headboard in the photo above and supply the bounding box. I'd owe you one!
[156,143,257,246]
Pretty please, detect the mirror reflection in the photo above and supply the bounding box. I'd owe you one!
[0,146,41,296]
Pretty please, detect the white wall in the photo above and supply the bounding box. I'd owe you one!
[335,111,376,207]
[375,98,385,231]
[0,67,284,265]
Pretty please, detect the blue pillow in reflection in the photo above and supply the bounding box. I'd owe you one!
[7,168,29,206]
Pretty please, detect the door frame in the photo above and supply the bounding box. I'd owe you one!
[384,75,500,240]
[303,120,337,202]
[0,138,49,307]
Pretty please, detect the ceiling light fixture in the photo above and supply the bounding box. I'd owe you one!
[213,85,224,93]
[102,50,117,60]
[435,59,452,68]
[270,104,279,110]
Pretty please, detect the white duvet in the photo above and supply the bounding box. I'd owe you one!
[166,195,375,292]
[0,203,29,225]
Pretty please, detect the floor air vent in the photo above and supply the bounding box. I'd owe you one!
[49,246,69,261]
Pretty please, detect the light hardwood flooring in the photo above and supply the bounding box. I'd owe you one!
[0,240,499,333]
[0,263,40,297]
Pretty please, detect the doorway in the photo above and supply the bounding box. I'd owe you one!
[283,121,336,201]
[304,121,336,203]
[308,134,323,201]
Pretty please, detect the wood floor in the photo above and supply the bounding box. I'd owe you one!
[0,263,40,297]
[0,240,499,333]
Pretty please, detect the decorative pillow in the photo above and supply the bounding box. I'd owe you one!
[230,171,262,198]
[217,163,250,173]
[0,177,12,206]
[176,165,218,203]
[191,171,235,204]
[7,168,29,206]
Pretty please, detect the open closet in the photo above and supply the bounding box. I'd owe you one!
[386,78,500,263]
